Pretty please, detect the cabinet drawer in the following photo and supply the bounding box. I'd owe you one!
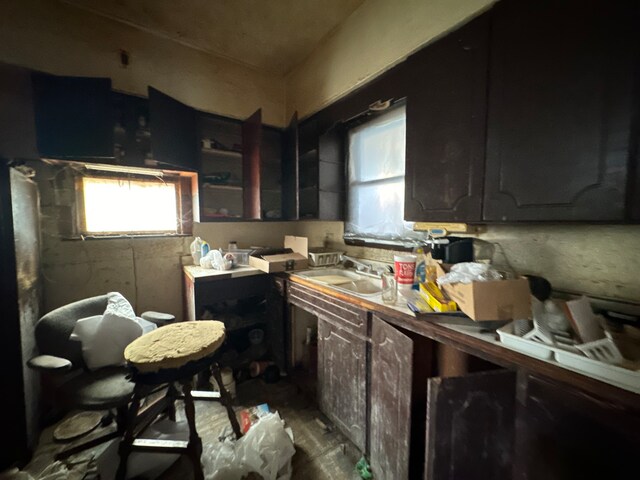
[287,281,368,336]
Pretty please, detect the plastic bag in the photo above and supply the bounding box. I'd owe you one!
[202,412,295,480]
[436,262,503,286]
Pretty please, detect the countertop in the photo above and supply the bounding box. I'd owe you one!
[183,264,265,283]
[288,273,640,410]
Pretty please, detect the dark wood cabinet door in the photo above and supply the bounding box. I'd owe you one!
[424,370,516,480]
[484,0,638,221]
[318,126,345,221]
[265,275,287,372]
[0,64,38,160]
[370,315,413,480]
[514,374,640,480]
[282,112,299,220]
[317,316,367,451]
[32,72,113,159]
[148,86,198,171]
[404,13,490,222]
[242,109,262,219]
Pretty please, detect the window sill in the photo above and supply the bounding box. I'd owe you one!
[344,237,414,252]
[61,233,192,241]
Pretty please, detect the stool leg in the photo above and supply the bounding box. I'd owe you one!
[212,364,242,439]
[166,382,178,421]
[181,380,204,480]
[116,388,143,480]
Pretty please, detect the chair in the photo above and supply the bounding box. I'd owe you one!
[27,294,175,459]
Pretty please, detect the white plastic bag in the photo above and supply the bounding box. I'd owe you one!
[203,412,295,480]
[436,262,503,285]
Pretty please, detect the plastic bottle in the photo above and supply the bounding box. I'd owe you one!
[201,240,210,258]
[413,246,427,289]
[190,237,204,265]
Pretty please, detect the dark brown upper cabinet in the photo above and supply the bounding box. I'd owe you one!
[282,112,299,220]
[32,72,113,160]
[242,109,262,220]
[317,125,345,221]
[112,92,151,167]
[285,117,344,221]
[148,86,198,171]
[404,12,490,222]
[483,0,638,222]
[0,63,38,160]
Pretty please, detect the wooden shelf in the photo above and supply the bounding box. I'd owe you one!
[203,183,242,191]
[201,147,242,159]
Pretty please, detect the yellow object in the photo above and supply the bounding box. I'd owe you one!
[413,222,475,233]
[420,282,457,313]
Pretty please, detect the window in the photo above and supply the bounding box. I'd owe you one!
[77,168,193,236]
[345,104,416,243]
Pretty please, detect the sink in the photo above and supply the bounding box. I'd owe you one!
[294,268,382,297]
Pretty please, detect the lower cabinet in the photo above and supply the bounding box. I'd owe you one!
[514,373,640,480]
[370,315,414,480]
[424,370,516,480]
[317,316,367,451]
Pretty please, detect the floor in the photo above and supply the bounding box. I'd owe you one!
[20,377,362,480]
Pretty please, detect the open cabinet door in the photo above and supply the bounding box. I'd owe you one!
[32,72,113,159]
[424,370,516,480]
[282,112,299,220]
[370,315,413,480]
[318,125,345,220]
[148,87,198,170]
[0,64,38,160]
[242,109,261,219]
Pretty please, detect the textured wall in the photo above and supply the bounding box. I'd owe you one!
[318,221,640,304]
[30,161,191,319]
[286,0,496,119]
[0,0,285,126]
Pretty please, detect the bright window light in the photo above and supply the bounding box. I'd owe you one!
[81,176,178,233]
[346,104,417,242]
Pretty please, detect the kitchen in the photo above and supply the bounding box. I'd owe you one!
[1,0,639,479]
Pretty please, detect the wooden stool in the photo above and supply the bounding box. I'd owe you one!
[116,321,242,480]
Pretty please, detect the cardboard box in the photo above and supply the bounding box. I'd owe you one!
[249,236,309,273]
[435,263,531,321]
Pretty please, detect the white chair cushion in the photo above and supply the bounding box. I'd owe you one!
[70,292,145,370]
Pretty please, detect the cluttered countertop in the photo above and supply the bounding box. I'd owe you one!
[185,234,640,408]
[287,266,640,409]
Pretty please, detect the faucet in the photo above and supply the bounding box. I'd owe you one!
[340,254,392,277]
[340,254,372,273]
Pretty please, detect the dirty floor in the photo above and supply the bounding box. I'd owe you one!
[21,378,362,480]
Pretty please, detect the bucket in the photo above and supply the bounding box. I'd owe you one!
[210,367,236,398]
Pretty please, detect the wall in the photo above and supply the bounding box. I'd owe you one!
[286,0,496,119]
[325,222,640,304]
[0,0,285,126]
[31,161,192,319]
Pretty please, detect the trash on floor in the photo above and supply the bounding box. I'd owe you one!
[239,403,270,434]
[356,456,372,480]
[202,411,295,480]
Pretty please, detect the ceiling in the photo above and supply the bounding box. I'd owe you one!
[62,0,366,75]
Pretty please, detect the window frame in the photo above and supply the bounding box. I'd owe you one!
[75,169,195,238]
[343,100,416,248]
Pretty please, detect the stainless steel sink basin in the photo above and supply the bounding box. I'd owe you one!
[294,268,382,297]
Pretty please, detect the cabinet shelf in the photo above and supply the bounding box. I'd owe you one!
[201,147,242,159]
[203,183,242,191]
